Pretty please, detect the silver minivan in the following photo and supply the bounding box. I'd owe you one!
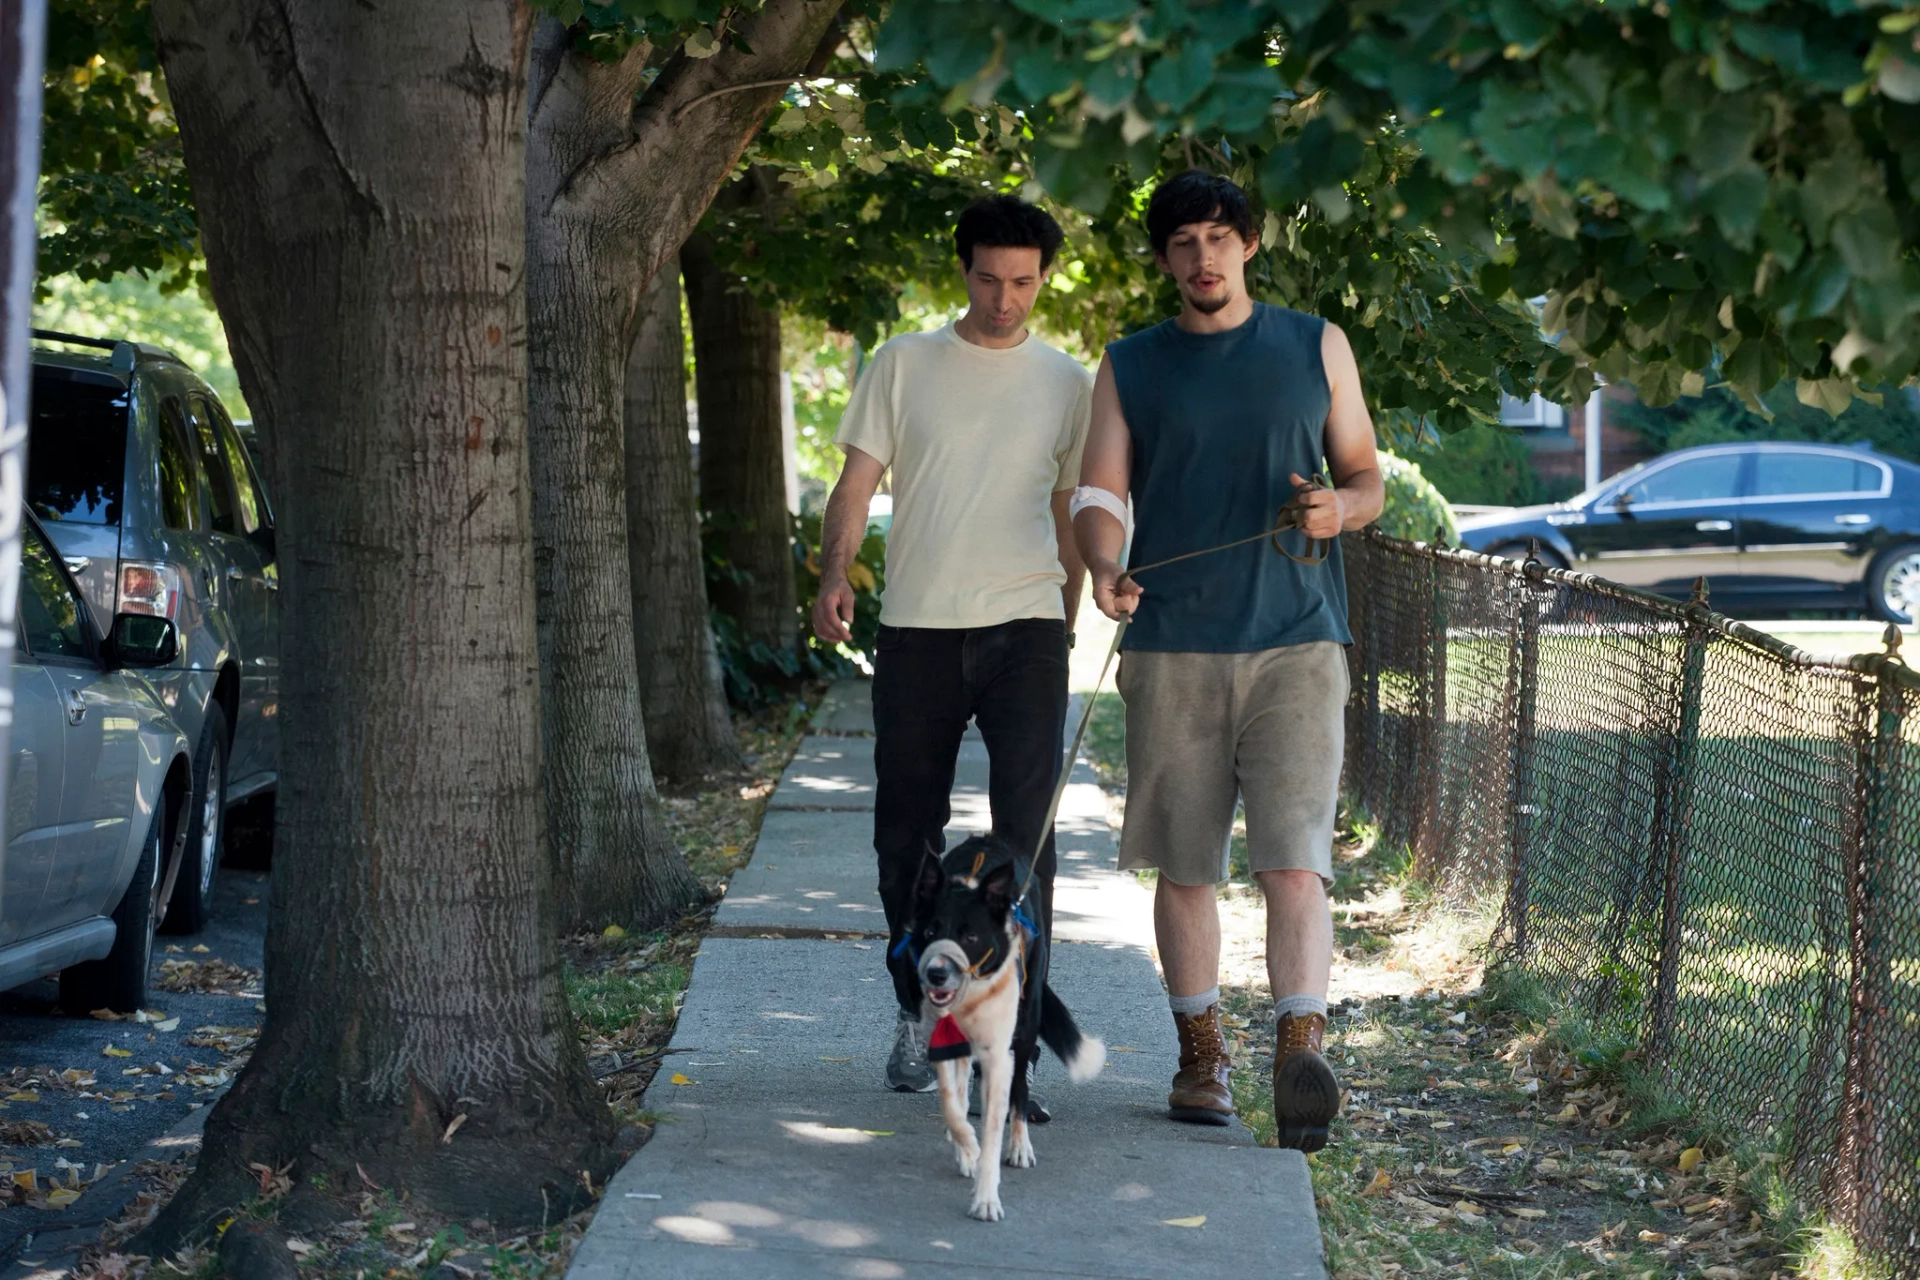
[27,332,278,932]
[1,511,194,1011]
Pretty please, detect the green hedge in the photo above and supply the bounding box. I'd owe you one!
[1375,452,1457,544]
[1407,424,1568,507]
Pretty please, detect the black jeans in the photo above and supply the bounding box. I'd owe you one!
[872,617,1070,1015]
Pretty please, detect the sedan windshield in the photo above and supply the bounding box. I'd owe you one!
[1564,457,1652,509]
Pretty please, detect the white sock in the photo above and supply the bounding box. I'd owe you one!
[1275,993,1329,1023]
[1168,986,1220,1016]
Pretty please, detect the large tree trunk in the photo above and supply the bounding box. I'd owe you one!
[526,29,700,934]
[141,0,615,1247]
[522,3,840,929]
[684,225,798,658]
[626,260,740,779]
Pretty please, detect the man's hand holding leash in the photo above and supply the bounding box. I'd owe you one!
[1087,554,1141,623]
[1288,472,1348,542]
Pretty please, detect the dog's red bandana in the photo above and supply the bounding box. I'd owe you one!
[926,1014,971,1062]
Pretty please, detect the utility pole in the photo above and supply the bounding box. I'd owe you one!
[0,0,46,867]
[1584,383,1604,491]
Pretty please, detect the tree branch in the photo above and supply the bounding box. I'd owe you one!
[670,76,838,122]
[558,0,846,275]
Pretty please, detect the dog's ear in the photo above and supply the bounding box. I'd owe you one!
[981,858,1019,913]
[914,843,945,906]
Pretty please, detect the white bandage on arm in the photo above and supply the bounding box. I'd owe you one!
[1069,485,1132,536]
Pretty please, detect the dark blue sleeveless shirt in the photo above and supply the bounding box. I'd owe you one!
[1108,303,1351,653]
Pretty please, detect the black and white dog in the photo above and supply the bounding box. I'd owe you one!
[905,835,1105,1221]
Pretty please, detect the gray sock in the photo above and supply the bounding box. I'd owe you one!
[1275,993,1329,1023]
[1168,986,1220,1017]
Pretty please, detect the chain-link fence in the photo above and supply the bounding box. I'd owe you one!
[1341,529,1920,1273]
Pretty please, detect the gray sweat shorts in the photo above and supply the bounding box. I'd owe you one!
[1115,641,1349,887]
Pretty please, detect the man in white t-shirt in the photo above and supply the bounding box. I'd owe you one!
[812,197,1093,1110]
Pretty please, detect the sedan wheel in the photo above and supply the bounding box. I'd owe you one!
[1871,544,1920,625]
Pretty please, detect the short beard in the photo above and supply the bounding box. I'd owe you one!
[1186,288,1231,315]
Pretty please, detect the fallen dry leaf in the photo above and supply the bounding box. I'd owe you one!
[0,1120,53,1145]
[441,1114,468,1144]
[1510,1208,1547,1220]
[1678,1146,1704,1173]
[101,1046,132,1058]
[45,1186,80,1208]
[1162,1215,1206,1228]
[1361,1169,1392,1197]
[247,1160,293,1201]
[668,1073,695,1085]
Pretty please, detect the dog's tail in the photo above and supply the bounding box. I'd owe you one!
[1039,984,1107,1083]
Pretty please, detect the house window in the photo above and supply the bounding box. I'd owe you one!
[1498,392,1567,429]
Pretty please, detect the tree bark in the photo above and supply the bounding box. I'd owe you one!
[683,221,798,658]
[523,1,840,930]
[141,0,614,1246]
[526,28,698,934]
[625,259,739,779]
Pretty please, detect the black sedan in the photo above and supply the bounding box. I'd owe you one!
[1455,442,1920,624]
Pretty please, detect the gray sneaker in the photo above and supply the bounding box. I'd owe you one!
[886,1011,936,1093]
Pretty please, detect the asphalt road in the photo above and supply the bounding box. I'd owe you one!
[0,862,268,1264]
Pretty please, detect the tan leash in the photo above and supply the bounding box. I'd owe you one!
[1017,480,1335,901]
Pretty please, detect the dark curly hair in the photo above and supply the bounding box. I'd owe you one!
[1145,170,1257,257]
[953,195,1066,271]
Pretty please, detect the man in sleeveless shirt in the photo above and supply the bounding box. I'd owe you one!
[1073,171,1383,1149]
[813,197,1093,1113]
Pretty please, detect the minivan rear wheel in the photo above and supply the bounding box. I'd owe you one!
[60,792,163,1014]
[162,701,228,934]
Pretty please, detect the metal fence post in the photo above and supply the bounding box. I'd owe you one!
[1502,554,1542,959]
[1833,629,1905,1247]
[1646,580,1709,1058]
[1412,536,1448,877]
[1361,541,1383,813]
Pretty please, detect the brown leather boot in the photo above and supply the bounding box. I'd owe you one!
[1167,1005,1235,1126]
[1272,1012,1340,1152]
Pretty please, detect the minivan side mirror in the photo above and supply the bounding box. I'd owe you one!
[107,614,179,668]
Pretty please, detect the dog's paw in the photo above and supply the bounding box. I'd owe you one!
[967,1192,1005,1222]
[1004,1130,1036,1169]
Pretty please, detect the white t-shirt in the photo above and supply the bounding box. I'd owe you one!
[836,323,1093,629]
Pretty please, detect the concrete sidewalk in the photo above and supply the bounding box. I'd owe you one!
[568,680,1323,1279]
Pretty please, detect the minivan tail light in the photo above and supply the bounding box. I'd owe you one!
[118,561,183,620]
